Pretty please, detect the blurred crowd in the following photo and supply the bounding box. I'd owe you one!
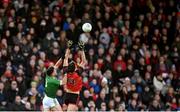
[0,0,180,111]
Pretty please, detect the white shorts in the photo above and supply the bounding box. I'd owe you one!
[42,95,59,109]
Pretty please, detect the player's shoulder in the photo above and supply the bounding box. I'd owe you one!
[46,75,54,80]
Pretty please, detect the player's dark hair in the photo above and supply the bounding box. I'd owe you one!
[68,61,76,73]
[46,66,54,76]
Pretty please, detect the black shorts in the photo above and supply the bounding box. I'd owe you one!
[64,92,79,105]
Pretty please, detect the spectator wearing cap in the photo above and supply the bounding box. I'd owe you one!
[135,77,144,94]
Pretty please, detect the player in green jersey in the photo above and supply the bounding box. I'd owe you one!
[42,57,67,111]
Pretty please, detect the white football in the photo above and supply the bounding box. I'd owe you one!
[82,23,92,32]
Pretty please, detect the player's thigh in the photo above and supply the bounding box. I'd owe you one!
[43,96,58,110]
[42,97,51,110]
[67,104,78,111]
[51,99,62,111]
[51,105,62,111]
[62,104,68,111]
[43,108,50,112]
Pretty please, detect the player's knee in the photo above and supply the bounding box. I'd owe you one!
[67,104,78,111]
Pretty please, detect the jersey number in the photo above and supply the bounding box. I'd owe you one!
[67,78,76,85]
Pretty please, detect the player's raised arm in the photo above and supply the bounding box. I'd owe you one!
[78,41,87,68]
[81,50,87,65]
[63,40,73,67]
[63,49,70,67]
[54,58,63,69]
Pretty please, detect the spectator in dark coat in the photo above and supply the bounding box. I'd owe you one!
[148,99,161,111]
[16,72,27,97]
[5,81,19,103]
[127,99,139,111]
[96,89,108,109]
[8,95,24,111]
[141,85,153,106]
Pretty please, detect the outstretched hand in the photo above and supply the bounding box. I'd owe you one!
[67,40,73,48]
[78,41,85,50]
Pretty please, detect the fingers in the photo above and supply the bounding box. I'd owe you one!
[78,41,85,50]
[67,40,73,48]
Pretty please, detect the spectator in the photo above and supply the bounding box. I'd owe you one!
[56,89,64,105]
[85,100,96,111]
[16,72,26,97]
[81,89,92,108]
[96,89,108,109]
[108,99,115,111]
[148,99,161,111]
[141,85,153,106]
[127,99,139,111]
[0,82,7,110]
[24,81,41,110]
[89,79,100,94]
[8,95,24,111]
[0,82,6,103]
[24,102,32,111]
[0,0,179,111]
[5,81,19,103]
